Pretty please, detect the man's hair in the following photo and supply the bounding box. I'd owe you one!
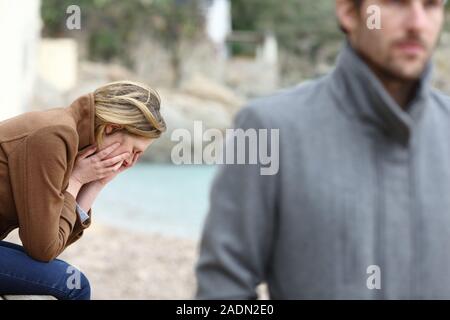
[339,0,364,34]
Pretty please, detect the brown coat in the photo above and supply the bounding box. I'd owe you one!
[0,93,95,262]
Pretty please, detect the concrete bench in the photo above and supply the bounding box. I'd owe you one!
[1,295,56,300]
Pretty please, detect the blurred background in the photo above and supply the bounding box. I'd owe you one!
[2,0,450,299]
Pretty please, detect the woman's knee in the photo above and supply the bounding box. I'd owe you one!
[65,267,91,300]
[48,260,91,300]
[0,249,91,300]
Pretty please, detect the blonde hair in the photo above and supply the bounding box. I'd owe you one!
[93,80,166,145]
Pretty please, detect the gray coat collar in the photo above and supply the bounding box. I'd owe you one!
[329,40,433,145]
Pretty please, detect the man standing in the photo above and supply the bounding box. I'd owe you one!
[196,0,450,299]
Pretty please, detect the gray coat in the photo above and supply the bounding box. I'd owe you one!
[196,41,450,299]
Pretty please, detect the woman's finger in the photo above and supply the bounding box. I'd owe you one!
[117,164,127,174]
[78,145,97,159]
[128,153,137,167]
[95,142,121,160]
[101,152,130,167]
[132,153,141,166]
[110,160,124,172]
[100,160,124,175]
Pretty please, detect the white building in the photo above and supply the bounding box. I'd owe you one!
[205,0,231,58]
[0,0,41,120]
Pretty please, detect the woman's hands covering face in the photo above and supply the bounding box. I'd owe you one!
[93,146,142,186]
[70,142,130,186]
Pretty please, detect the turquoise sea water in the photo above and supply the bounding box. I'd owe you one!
[92,164,218,239]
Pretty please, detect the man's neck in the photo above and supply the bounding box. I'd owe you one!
[369,64,419,110]
[354,47,419,110]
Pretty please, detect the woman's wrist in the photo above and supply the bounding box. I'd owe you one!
[85,180,107,190]
[76,180,105,213]
[67,177,83,198]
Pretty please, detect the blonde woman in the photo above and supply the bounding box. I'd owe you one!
[0,81,166,300]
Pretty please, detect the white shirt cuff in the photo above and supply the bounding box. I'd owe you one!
[76,202,90,223]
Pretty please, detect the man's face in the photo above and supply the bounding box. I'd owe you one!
[342,0,445,80]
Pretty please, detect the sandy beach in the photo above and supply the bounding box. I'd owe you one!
[4,223,198,299]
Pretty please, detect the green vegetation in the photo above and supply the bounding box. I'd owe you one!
[41,0,204,69]
[231,0,343,59]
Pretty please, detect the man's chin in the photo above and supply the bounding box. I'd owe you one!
[360,48,427,82]
[397,68,425,81]
[385,60,427,81]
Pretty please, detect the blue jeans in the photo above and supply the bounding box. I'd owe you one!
[0,240,90,300]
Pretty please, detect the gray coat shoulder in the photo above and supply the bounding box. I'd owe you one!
[431,88,450,116]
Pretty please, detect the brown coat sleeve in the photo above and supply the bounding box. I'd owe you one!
[8,125,90,262]
[66,204,92,247]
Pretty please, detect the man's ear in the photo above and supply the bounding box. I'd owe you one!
[336,0,361,35]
